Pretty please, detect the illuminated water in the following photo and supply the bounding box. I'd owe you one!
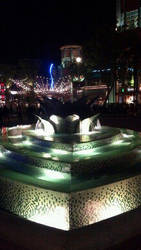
[1,114,141,230]
[0,123,141,193]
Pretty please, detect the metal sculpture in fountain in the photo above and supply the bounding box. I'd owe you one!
[35,113,101,135]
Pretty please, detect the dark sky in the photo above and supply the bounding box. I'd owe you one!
[0,0,116,64]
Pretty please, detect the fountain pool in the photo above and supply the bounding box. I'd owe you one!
[0,114,141,230]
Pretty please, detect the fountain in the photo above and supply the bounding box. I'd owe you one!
[0,105,141,230]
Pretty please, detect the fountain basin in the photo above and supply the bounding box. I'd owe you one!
[0,123,141,230]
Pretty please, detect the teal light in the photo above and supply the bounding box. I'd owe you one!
[0,116,141,231]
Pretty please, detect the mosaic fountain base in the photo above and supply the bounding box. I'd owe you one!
[0,123,141,230]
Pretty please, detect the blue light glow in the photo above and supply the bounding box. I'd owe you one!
[49,63,54,90]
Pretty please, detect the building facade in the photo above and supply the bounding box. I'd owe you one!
[60,45,82,68]
[116,0,141,31]
[115,0,141,104]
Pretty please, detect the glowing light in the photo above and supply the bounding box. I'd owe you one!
[22,140,32,146]
[75,148,100,156]
[42,153,51,158]
[76,57,82,63]
[126,96,134,104]
[122,133,134,138]
[20,125,32,129]
[8,126,19,131]
[68,114,79,121]
[98,199,123,220]
[80,118,91,134]
[52,157,59,160]
[130,75,134,87]
[112,140,123,145]
[8,135,23,139]
[0,152,3,157]
[50,115,59,125]
[52,149,68,155]
[84,198,123,226]
[9,75,73,97]
[112,139,131,146]
[49,63,54,90]
[95,119,101,130]
[35,116,55,135]
[34,129,45,136]
[10,91,18,95]
[38,169,65,180]
[29,205,69,230]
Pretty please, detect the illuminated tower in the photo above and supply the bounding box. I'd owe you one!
[60,45,82,68]
[116,0,141,31]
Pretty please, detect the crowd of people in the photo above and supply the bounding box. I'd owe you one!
[0,99,140,127]
[0,102,41,126]
[92,103,138,117]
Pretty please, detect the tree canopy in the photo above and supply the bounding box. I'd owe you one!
[82,25,141,86]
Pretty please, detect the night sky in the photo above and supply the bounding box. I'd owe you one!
[0,0,116,65]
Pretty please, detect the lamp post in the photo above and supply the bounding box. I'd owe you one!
[76,57,82,82]
[70,57,82,103]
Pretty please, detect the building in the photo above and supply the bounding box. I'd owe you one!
[114,0,141,104]
[116,0,141,31]
[60,45,82,68]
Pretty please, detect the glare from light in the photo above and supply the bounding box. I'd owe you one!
[95,119,101,130]
[35,116,55,135]
[0,152,3,157]
[43,153,51,158]
[52,149,68,155]
[38,169,65,180]
[68,114,79,121]
[22,140,32,146]
[112,139,131,146]
[50,115,59,125]
[52,157,59,161]
[76,57,82,63]
[98,199,123,220]
[20,125,31,129]
[75,148,100,156]
[112,140,123,145]
[10,91,18,95]
[84,198,123,226]
[122,133,134,138]
[80,118,91,134]
[41,120,55,135]
[8,135,23,139]
[8,126,19,131]
[29,205,69,230]
[34,129,45,136]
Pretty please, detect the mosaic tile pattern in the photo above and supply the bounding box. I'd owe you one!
[71,150,138,175]
[31,157,71,173]
[29,133,123,152]
[24,149,137,176]
[0,125,141,231]
[0,176,70,230]
[0,174,141,230]
[70,175,141,228]
[73,133,123,151]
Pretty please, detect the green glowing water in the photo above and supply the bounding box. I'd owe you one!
[0,126,141,193]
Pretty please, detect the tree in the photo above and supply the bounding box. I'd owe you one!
[83,25,141,104]
[82,25,120,102]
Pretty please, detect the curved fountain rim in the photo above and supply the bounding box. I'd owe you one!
[22,125,123,144]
